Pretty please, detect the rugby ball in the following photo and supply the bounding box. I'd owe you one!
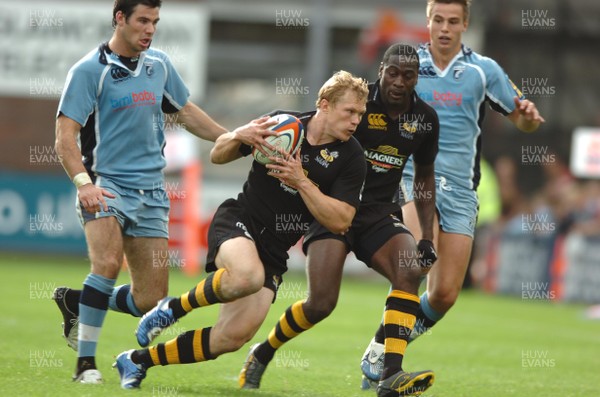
[252,114,305,165]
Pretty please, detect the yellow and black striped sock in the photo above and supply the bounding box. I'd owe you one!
[381,290,419,380]
[132,327,213,368]
[169,269,226,319]
[253,300,314,364]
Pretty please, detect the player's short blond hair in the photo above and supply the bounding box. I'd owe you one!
[426,0,471,22]
[316,70,368,108]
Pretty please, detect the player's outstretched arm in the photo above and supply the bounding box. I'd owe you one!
[267,150,355,234]
[210,116,277,164]
[209,132,244,164]
[176,101,228,142]
[507,97,545,133]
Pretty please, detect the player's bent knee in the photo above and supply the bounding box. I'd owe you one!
[90,256,122,278]
[429,286,461,312]
[216,328,256,354]
[228,268,264,297]
[303,297,337,323]
[219,336,246,354]
[405,266,424,284]
[388,266,422,293]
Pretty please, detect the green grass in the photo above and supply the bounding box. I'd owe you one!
[1,253,599,396]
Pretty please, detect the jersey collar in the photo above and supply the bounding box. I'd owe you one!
[98,42,147,77]
[421,43,472,77]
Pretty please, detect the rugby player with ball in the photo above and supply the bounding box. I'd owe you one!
[113,71,369,390]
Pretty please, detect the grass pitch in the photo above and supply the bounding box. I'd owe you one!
[1,253,599,396]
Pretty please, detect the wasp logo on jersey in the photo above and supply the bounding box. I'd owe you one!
[401,122,417,139]
[316,149,338,168]
[400,113,431,138]
[364,145,405,173]
[367,113,387,130]
[400,121,418,140]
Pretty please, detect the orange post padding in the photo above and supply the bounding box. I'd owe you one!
[167,161,202,276]
[549,235,566,300]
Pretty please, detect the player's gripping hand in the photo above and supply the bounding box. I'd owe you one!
[78,184,115,214]
[417,239,437,269]
[266,149,305,188]
[231,116,279,157]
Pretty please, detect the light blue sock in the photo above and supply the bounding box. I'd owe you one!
[108,284,142,317]
[420,292,444,322]
[78,273,116,358]
[410,292,444,342]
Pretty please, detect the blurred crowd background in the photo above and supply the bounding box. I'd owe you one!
[0,0,599,304]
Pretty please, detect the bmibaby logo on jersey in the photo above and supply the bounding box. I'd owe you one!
[364,145,406,173]
[110,90,157,111]
[419,90,463,107]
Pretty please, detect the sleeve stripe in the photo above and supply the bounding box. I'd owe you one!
[163,91,185,111]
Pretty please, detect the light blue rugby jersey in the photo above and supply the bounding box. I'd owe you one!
[57,43,189,189]
[403,44,524,191]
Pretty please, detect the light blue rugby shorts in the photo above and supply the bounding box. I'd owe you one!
[76,176,170,238]
[401,176,479,238]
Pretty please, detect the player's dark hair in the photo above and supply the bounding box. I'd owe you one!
[382,44,420,69]
[427,0,471,22]
[112,0,162,28]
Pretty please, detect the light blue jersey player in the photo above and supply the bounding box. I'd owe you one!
[360,0,545,392]
[52,0,272,386]
[58,43,189,190]
[402,42,524,236]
